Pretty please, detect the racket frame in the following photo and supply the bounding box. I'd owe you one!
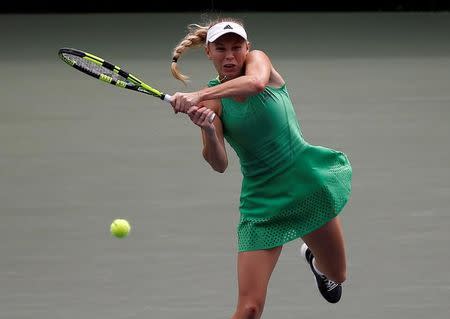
[58,48,216,121]
[58,48,172,102]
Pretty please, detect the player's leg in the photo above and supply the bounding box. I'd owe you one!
[300,216,346,303]
[231,246,282,319]
[302,216,346,282]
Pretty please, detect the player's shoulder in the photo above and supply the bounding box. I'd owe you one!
[248,49,270,58]
[247,50,271,62]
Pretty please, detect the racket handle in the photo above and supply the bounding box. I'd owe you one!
[163,93,216,123]
[208,113,216,122]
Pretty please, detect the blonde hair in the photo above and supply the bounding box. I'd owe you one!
[171,17,245,84]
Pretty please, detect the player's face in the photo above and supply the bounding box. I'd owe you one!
[206,34,249,81]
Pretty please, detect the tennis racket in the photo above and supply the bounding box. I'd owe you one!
[58,48,215,122]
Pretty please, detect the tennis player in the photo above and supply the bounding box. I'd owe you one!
[169,18,352,318]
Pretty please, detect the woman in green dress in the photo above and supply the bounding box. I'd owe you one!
[169,17,352,318]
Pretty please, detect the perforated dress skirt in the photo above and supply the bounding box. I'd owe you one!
[208,78,352,252]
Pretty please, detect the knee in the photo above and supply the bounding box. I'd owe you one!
[238,301,264,319]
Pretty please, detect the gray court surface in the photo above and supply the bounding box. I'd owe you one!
[1,12,449,319]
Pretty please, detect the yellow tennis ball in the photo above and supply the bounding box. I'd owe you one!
[110,219,131,238]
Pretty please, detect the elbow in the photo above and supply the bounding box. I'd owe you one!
[249,76,266,93]
[214,162,228,173]
[209,158,228,173]
[202,150,228,173]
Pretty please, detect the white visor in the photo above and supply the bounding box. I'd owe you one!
[206,22,248,43]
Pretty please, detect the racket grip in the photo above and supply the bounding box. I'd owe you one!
[163,93,216,123]
[208,113,216,123]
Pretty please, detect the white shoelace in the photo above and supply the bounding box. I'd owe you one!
[322,276,339,291]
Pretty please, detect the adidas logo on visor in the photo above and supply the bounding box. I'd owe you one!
[206,22,247,43]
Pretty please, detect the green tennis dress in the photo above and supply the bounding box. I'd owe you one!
[208,78,352,252]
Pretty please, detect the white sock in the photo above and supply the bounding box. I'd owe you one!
[312,258,326,277]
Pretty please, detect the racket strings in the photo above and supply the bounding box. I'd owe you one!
[63,53,129,83]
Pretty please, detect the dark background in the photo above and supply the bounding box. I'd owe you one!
[1,0,450,13]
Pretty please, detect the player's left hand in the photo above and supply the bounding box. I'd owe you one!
[187,106,215,129]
